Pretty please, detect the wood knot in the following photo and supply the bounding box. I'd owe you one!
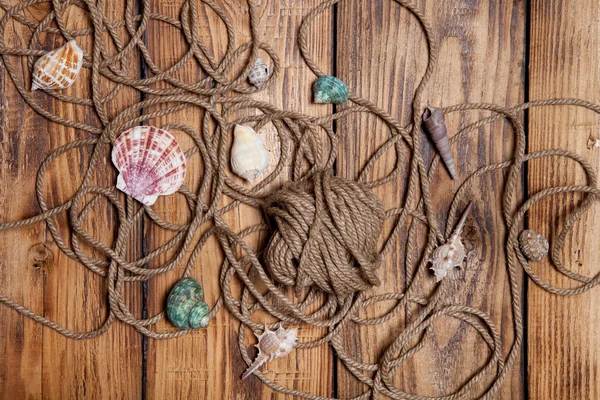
[29,243,54,269]
[463,219,479,247]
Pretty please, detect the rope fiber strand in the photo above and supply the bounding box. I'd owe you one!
[0,0,598,398]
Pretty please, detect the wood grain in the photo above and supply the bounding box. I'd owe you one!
[336,0,525,397]
[528,0,600,399]
[0,1,143,399]
[144,0,334,399]
[143,0,223,398]
[0,0,599,399]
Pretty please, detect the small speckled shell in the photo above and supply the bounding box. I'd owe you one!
[230,124,269,183]
[248,57,269,87]
[32,40,83,91]
[313,76,349,104]
[519,230,549,262]
[112,126,186,206]
[166,278,210,329]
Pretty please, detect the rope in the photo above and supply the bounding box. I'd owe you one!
[0,0,598,398]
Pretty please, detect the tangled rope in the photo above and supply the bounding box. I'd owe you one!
[264,171,384,297]
[0,0,598,398]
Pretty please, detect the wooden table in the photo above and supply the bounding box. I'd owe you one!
[0,0,598,398]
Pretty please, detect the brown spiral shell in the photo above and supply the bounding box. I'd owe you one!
[422,105,457,179]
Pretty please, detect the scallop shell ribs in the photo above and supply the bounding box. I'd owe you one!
[112,126,186,206]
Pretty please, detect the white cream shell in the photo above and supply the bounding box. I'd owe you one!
[230,124,269,183]
[241,324,298,380]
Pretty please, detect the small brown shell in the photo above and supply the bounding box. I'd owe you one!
[32,40,83,91]
[423,105,457,179]
[248,57,269,87]
[519,230,549,262]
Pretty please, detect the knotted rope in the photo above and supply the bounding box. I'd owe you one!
[0,0,597,399]
[264,170,384,297]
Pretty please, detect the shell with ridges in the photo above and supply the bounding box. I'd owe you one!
[166,278,210,329]
[248,57,269,87]
[518,230,549,262]
[112,126,186,206]
[313,76,349,104]
[230,124,269,183]
[241,324,298,380]
[429,202,472,281]
[423,105,457,180]
[32,40,83,91]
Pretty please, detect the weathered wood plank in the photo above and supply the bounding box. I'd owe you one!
[0,1,143,398]
[336,0,525,397]
[39,2,145,398]
[1,0,600,398]
[143,1,219,398]
[144,0,334,398]
[528,0,600,399]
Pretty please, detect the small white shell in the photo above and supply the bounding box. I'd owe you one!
[429,202,473,281]
[112,126,186,206]
[32,40,83,91]
[429,240,466,282]
[230,124,269,183]
[248,57,269,87]
[241,324,298,380]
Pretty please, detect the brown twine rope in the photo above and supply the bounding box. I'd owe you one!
[264,171,385,298]
[0,0,598,398]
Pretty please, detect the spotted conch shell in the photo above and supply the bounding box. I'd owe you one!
[242,324,298,380]
[112,126,186,206]
[230,124,269,183]
[31,40,83,91]
[429,202,473,281]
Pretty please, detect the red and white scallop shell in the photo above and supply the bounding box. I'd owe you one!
[111,126,186,206]
[31,40,83,91]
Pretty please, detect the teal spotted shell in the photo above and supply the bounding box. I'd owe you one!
[166,278,210,329]
[312,76,349,104]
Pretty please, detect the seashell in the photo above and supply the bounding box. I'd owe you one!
[242,323,298,380]
[166,278,210,329]
[248,57,269,87]
[230,124,269,183]
[112,126,186,206]
[429,202,473,281]
[518,229,549,262]
[312,76,349,104]
[423,105,457,180]
[31,40,83,91]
